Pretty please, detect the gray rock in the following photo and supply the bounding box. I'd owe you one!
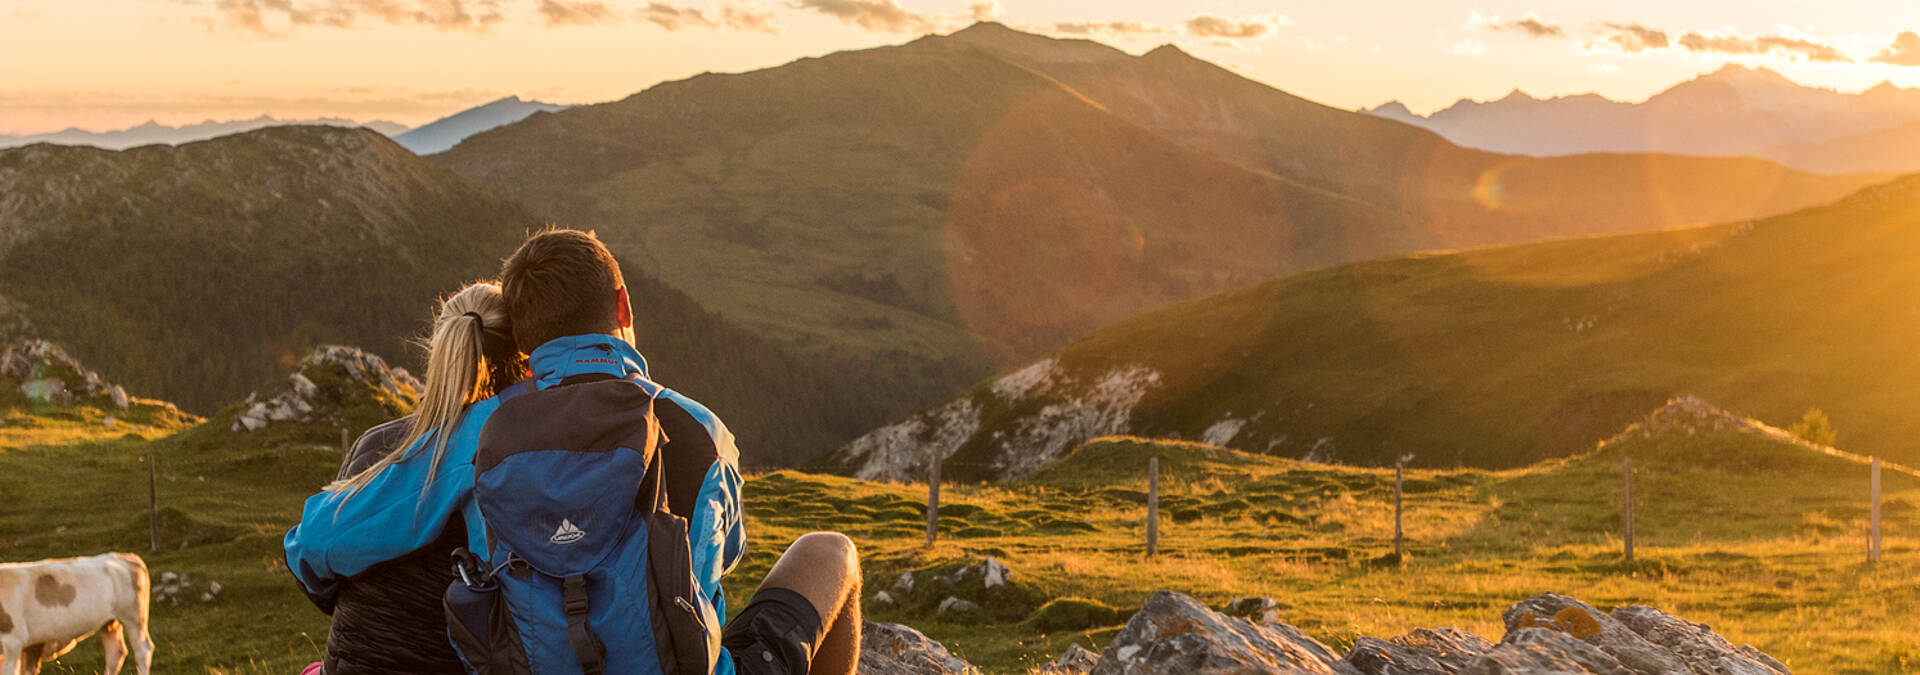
[108,384,129,409]
[873,590,897,607]
[1608,605,1788,674]
[892,571,916,595]
[1225,596,1284,626]
[1343,627,1493,675]
[938,596,978,615]
[1033,644,1101,674]
[1090,590,1348,675]
[230,345,419,432]
[1463,628,1630,675]
[858,621,980,675]
[1502,593,1690,675]
[950,556,1012,589]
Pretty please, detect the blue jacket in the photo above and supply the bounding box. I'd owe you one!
[284,400,497,606]
[285,334,748,668]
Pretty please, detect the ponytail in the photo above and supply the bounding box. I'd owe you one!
[326,283,514,499]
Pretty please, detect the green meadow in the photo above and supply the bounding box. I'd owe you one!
[2,401,1914,674]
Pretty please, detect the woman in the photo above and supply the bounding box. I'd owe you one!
[284,282,524,675]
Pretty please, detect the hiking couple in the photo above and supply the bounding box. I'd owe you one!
[284,230,863,675]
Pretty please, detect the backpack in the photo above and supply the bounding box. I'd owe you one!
[445,373,721,675]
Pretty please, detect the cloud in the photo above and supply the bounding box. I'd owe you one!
[636,1,779,32]
[967,0,999,22]
[1677,30,1851,63]
[210,0,504,35]
[1184,13,1291,41]
[789,0,932,33]
[1447,39,1487,56]
[1592,22,1669,53]
[1049,20,1170,38]
[1467,12,1563,38]
[537,0,616,26]
[1873,31,1920,66]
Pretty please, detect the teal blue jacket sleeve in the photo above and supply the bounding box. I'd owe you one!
[283,399,498,606]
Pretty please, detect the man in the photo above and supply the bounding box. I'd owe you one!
[493,228,862,675]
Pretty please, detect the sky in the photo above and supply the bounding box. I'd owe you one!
[4,0,1920,135]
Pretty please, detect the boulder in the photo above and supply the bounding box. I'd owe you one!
[858,621,980,675]
[1502,594,1690,675]
[938,597,979,615]
[891,571,916,595]
[1343,627,1493,675]
[1033,644,1101,674]
[873,590,897,607]
[1090,590,1348,674]
[1607,605,1787,675]
[951,556,1012,589]
[1463,628,1630,675]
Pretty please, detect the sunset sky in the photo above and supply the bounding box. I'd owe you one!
[4,0,1920,135]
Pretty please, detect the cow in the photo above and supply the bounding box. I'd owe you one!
[0,553,151,675]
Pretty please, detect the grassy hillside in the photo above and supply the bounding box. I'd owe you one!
[831,172,1920,476]
[0,127,937,466]
[3,397,1915,674]
[435,23,1885,407]
[0,126,532,414]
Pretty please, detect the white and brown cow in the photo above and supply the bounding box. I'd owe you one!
[0,553,151,675]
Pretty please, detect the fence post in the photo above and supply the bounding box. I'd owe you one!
[925,450,940,548]
[1871,456,1882,563]
[146,452,160,553]
[1622,456,1635,565]
[1146,457,1159,558]
[341,427,350,453]
[1394,459,1405,563]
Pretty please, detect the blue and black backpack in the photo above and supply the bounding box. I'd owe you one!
[445,372,721,675]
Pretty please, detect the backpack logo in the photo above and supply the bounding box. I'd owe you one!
[549,518,586,545]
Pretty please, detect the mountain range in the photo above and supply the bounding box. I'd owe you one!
[6,24,1911,469]
[392,96,571,155]
[827,171,1920,479]
[1367,64,1920,174]
[0,115,408,151]
[436,23,1883,433]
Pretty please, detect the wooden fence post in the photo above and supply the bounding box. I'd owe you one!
[1146,457,1159,558]
[1622,456,1635,565]
[925,450,940,548]
[1871,456,1882,563]
[1394,459,1405,563]
[147,452,160,553]
[341,427,350,453]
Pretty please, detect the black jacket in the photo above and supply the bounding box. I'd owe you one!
[321,418,469,675]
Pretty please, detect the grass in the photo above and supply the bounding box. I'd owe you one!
[7,404,1913,674]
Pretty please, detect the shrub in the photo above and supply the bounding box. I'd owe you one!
[1789,408,1837,446]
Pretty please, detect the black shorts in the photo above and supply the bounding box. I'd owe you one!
[723,587,825,675]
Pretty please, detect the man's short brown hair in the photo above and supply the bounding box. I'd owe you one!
[499,228,626,353]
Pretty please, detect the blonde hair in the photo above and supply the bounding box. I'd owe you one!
[326,282,516,498]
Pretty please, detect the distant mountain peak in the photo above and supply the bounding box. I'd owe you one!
[938,20,1129,63]
[1143,43,1196,60]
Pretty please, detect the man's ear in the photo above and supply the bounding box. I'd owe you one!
[614,286,633,330]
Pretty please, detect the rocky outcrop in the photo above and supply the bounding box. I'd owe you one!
[859,620,981,675]
[230,345,419,432]
[1064,590,1786,675]
[1033,645,1101,674]
[830,358,1164,482]
[1502,593,1691,674]
[1607,605,1788,674]
[1,339,136,409]
[1090,590,1347,674]
[1343,627,1492,675]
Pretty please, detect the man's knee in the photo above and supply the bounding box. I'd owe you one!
[790,532,859,571]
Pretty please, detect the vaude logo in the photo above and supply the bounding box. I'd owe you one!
[550,518,586,545]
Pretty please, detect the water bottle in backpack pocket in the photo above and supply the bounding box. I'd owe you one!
[445,376,720,675]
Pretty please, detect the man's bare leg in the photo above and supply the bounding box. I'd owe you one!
[755,532,863,675]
